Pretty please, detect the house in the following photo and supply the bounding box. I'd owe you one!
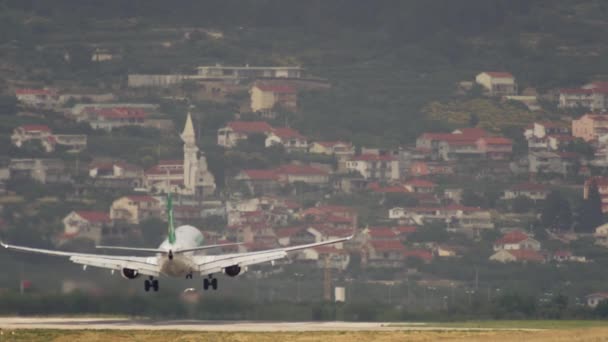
[11,125,54,152]
[493,230,541,251]
[364,227,398,241]
[301,205,357,229]
[297,246,350,270]
[403,249,434,263]
[9,158,70,184]
[276,227,316,246]
[475,72,517,96]
[572,114,608,142]
[346,154,400,181]
[250,83,297,113]
[489,249,545,263]
[586,292,608,308]
[309,141,355,157]
[11,125,87,153]
[584,177,608,213]
[110,195,162,224]
[234,169,281,195]
[559,82,608,111]
[403,179,437,193]
[196,64,303,80]
[528,151,577,176]
[416,128,488,161]
[88,161,143,188]
[265,127,308,152]
[503,183,549,201]
[524,122,573,152]
[274,164,330,186]
[409,161,454,177]
[595,223,608,246]
[476,137,513,160]
[15,88,59,108]
[552,250,586,263]
[61,211,115,244]
[364,240,405,268]
[80,107,147,131]
[217,121,273,148]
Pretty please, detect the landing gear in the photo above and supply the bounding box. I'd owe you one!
[203,275,218,291]
[186,272,193,279]
[144,276,159,292]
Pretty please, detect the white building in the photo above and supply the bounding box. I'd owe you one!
[145,113,216,196]
[475,72,517,96]
[346,154,400,181]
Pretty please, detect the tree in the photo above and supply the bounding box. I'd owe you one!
[577,179,604,233]
[540,191,572,231]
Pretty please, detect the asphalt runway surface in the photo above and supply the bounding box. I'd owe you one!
[0,317,543,332]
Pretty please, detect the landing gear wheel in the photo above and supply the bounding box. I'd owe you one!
[203,278,209,290]
[152,280,159,292]
[211,278,218,290]
[144,280,151,292]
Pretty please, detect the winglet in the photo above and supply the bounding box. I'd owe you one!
[0,240,7,248]
[167,193,176,245]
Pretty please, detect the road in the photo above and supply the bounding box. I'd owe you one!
[0,317,543,332]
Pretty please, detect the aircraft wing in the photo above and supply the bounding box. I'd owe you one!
[1,241,160,277]
[194,236,352,276]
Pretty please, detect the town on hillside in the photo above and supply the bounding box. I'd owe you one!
[2,2,608,320]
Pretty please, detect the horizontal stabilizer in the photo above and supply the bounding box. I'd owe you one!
[175,242,242,254]
[96,246,167,253]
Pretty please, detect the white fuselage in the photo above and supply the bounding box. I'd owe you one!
[157,225,204,277]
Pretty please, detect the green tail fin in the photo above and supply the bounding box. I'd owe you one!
[167,193,176,244]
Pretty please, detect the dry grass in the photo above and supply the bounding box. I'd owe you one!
[3,328,608,342]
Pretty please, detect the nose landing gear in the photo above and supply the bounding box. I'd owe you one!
[144,276,159,292]
[203,274,218,290]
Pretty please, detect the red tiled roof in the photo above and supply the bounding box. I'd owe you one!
[74,211,110,223]
[19,125,51,132]
[553,250,572,257]
[559,88,593,95]
[313,246,346,254]
[275,227,305,238]
[255,84,296,93]
[351,154,395,161]
[368,227,397,238]
[227,121,273,133]
[508,249,544,262]
[303,205,356,215]
[495,230,530,245]
[271,127,305,139]
[405,179,437,188]
[586,292,608,299]
[483,71,514,78]
[456,128,489,138]
[240,169,279,180]
[480,137,513,145]
[395,226,417,234]
[276,164,328,175]
[126,195,158,203]
[403,249,434,262]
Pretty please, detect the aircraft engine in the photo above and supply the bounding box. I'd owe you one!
[121,268,140,279]
[224,265,241,277]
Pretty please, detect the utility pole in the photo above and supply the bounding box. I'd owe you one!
[323,255,332,301]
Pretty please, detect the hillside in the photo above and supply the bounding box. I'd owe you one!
[1,1,608,146]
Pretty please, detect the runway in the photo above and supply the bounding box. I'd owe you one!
[0,317,542,332]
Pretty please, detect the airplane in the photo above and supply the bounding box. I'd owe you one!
[0,194,352,292]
